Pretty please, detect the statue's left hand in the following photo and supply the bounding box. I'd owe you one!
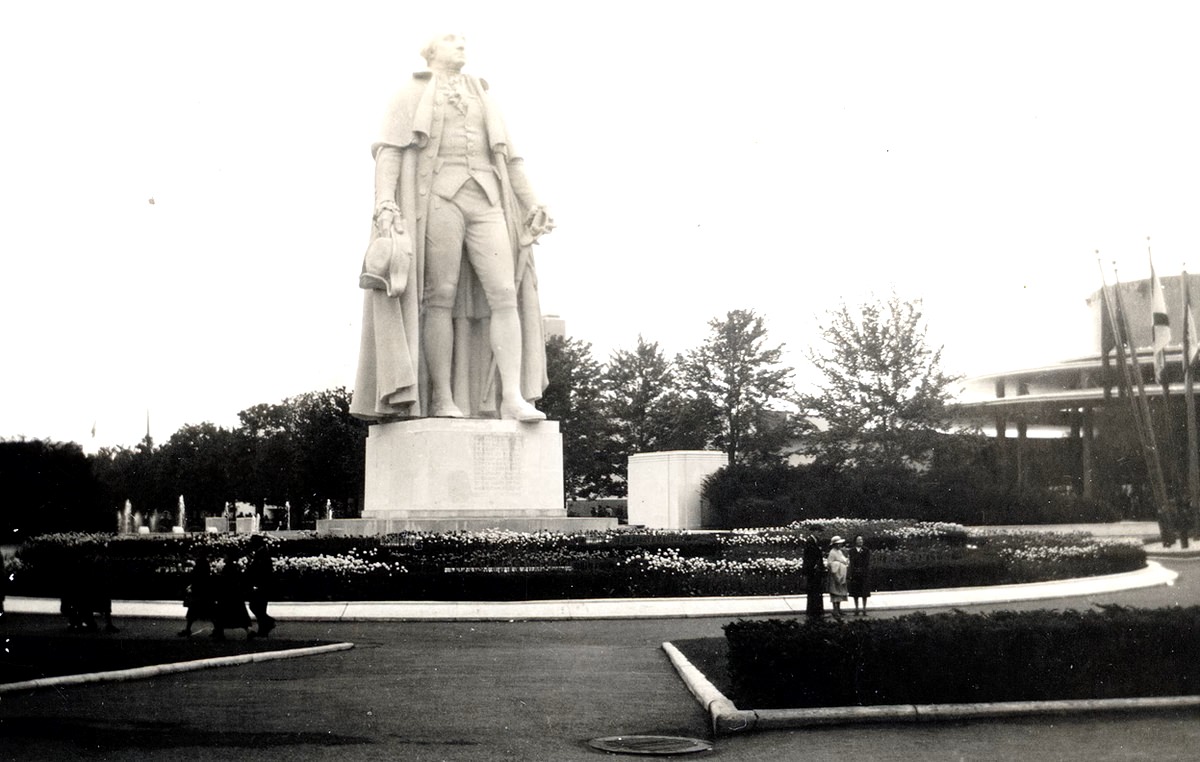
[525,206,555,238]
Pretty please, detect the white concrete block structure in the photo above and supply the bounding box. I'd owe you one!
[627,451,727,529]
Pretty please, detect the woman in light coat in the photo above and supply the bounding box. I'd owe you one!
[825,536,850,619]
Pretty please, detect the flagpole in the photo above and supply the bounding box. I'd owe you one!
[1098,260,1161,515]
[1149,248,1183,533]
[1183,268,1198,547]
[1110,262,1172,527]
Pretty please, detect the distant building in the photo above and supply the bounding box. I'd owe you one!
[953,274,1200,497]
[543,314,566,340]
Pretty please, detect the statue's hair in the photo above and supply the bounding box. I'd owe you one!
[421,33,464,65]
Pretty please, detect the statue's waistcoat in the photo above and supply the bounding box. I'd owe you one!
[431,89,501,205]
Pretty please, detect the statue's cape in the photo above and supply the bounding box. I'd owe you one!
[374,73,515,159]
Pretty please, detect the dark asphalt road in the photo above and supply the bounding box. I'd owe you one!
[1,557,1198,761]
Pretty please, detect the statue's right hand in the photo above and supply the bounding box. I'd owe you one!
[373,200,404,237]
[375,210,405,237]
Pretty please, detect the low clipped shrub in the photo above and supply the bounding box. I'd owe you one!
[10,521,1146,602]
[724,606,1200,708]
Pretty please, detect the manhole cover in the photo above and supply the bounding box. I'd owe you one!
[587,735,712,756]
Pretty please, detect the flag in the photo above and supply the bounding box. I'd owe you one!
[1151,258,1171,383]
[1101,288,1129,354]
[1186,272,1200,369]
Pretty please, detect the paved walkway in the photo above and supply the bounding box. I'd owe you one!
[4,560,1178,621]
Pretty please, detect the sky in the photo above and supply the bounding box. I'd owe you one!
[4,0,1200,452]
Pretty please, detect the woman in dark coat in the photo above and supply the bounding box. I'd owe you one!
[211,552,252,640]
[61,549,119,633]
[847,534,872,615]
[802,530,826,618]
[245,535,276,637]
[177,553,217,637]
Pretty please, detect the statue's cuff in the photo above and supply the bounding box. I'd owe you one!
[373,200,400,220]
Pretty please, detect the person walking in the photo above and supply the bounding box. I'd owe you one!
[802,528,826,619]
[211,552,252,641]
[62,547,119,633]
[848,534,872,615]
[177,552,217,637]
[825,536,850,619]
[245,535,276,637]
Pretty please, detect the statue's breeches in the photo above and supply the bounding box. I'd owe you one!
[423,180,517,310]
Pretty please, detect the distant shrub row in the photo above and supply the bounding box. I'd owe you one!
[703,462,1133,528]
[723,607,1200,708]
[10,522,1145,602]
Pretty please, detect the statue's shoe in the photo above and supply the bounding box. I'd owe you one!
[500,399,546,422]
[429,401,465,418]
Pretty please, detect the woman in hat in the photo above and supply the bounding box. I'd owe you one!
[825,536,850,619]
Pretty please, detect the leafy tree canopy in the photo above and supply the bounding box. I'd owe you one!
[677,309,798,464]
[801,293,959,472]
[540,336,621,499]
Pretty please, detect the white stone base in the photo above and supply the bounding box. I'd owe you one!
[627,450,728,529]
[327,417,623,535]
[361,417,563,518]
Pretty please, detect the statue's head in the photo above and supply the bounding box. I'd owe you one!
[421,33,467,70]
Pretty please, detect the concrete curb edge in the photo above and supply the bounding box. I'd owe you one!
[662,641,1200,736]
[3,561,1180,622]
[0,641,355,695]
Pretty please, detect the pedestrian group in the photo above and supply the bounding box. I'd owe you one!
[179,534,276,639]
[803,527,872,620]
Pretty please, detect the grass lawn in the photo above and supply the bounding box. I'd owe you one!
[1,632,336,685]
[670,637,734,698]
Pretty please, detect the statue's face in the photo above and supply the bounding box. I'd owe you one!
[430,34,467,71]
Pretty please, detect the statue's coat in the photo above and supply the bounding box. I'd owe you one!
[352,72,548,420]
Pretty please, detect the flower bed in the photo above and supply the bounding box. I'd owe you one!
[9,520,1146,602]
[722,607,1200,708]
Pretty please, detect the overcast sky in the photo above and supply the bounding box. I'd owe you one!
[3,1,1200,451]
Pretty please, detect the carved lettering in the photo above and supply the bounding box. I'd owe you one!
[472,434,522,492]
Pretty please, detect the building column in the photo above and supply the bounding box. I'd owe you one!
[1016,417,1028,490]
[1081,406,1095,499]
[995,414,1008,485]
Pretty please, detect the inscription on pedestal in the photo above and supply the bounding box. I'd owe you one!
[472,434,523,492]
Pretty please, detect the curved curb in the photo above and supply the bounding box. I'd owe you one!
[0,641,355,695]
[3,561,1179,621]
[661,641,1200,736]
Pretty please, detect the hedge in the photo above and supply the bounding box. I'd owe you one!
[8,523,1146,602]
[723,607,1200,708]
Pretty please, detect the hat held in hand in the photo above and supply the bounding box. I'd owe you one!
[360,230,412,297]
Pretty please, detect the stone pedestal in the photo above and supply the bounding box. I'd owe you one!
[319,418,616,535]
[627,450,727,529]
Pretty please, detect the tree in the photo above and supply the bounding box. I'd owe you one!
[236,388,367,524]
[236,401,298,512]
[539,335,621,499]
[603,336,716,455]
[157,423,240,529]
[287,388,367,517]
[92,431,175,530]
[1,438,106,537]
[677,309,798,464]
[802,293,959,472]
